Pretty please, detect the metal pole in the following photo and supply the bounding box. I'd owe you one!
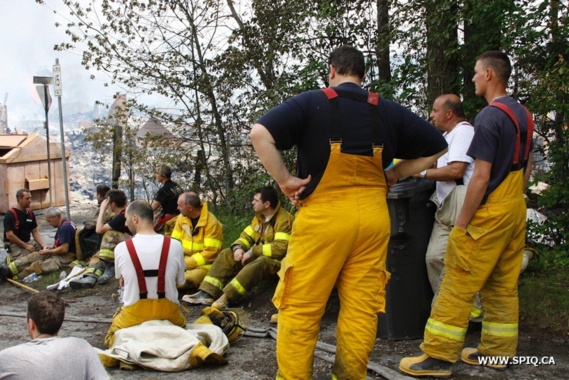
[55,59,70,219]
[43,84,53,207]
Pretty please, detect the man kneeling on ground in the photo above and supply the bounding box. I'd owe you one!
[0,291,108,380]
[104,200,186,349]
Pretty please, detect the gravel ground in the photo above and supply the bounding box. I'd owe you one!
[1,199,568,379]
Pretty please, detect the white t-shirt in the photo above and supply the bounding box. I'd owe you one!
[114,234,185,306]
[0,337,109,380]
[436,121,475,203]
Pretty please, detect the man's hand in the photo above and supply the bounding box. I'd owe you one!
[241,250,253,266]
[24,243,35,253]
[233,248,245,262]
[384,169,399,190]
[279,174,312,206]
[38,247,53,255]
[100,198,110,211]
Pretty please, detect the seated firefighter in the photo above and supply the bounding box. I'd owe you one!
[3,188,46,260]
[0,291,109,380]
[71,189,131,289]
[2,208,76,280]
[171,192,224,290]
[74,184,114,264]
[184,186,293,309]
[151,165,183,235]
[104,200,186,349]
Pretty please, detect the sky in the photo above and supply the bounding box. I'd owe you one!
[0,0,119,127]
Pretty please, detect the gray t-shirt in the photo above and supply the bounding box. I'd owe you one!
[0,337,108,380]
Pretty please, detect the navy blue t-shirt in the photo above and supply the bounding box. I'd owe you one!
[257,82,448,198]
[54,220,77,253]
[468,96,532,198]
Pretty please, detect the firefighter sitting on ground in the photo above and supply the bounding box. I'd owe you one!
[170,192,224,290]
[71,189,131,289]
[3,188,46,261]
[102,200,186,366]
[183,186,293,310]
[2,208,77,280]
[151,165,183,235]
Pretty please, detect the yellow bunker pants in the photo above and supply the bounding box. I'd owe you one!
[274,143,390,380]
[421,170,526,362]
[105,298,186,348]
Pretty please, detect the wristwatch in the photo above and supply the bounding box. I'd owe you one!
[420,170,427,178]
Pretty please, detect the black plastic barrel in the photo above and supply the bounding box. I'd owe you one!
[377,178,436,340]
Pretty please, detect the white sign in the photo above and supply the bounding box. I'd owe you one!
[53,63,62,97]
[36,85,52,111]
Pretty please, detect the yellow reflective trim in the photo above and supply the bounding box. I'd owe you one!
[238,238,251,249]
[99,249,115,260]
[192,242,204,251]
[262,243,272,257]
[193,253,206,266]
[230,278,247,296]
[470,306,484,319]
[8,262,18,275]
[425,318,466,341]
[482,321,518,337]
[274,232,291,241]
[182,240,193,252]
[203,275,224,290]
[171,230,182,240]
[244,226,255,237]
[204,238,222,249]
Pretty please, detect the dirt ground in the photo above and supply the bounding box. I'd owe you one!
[1,201,568,379]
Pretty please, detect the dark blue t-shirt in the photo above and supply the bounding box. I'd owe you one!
[54,219,77,253]
[468,96,532,197]
[257,82,448,198]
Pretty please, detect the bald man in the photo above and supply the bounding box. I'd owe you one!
[415,94,475,306]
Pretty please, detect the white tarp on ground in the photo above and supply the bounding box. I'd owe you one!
[96,320,229,372]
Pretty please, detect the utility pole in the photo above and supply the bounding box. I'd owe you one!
[33,76,53,207]
[53,59,71,219]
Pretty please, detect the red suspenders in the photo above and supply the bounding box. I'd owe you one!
[489,102,534,167]
[124,237,171,299]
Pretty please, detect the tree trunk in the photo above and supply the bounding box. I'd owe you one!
[376,0,392,98]
[425,0,460,108]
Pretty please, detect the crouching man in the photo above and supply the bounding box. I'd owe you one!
[0,291,108,379]
[104,200,186,349]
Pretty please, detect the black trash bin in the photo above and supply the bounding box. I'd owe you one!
[377,177,436,340]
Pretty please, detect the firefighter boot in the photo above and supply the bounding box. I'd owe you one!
[182,290,215,305]
[211,293,230,309]
[70,275,97,289]
[98,262,115,285]
[399,353,452,377]
[0,264,9,282]
[461,348,508,370]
